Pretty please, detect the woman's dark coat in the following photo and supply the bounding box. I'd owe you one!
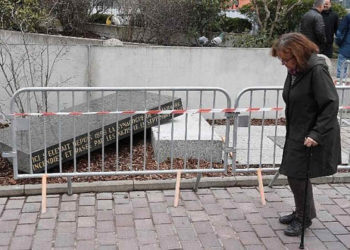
[280,53,341,179]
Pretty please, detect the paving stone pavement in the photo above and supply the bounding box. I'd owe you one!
[0,184,350,250]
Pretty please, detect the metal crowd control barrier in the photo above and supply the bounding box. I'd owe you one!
[231,86,350,187]
[231,87,285,175]
[2,86,350,193]
[2,87,233,194]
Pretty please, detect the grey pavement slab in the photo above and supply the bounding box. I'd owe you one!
[0,185,349,249]
[151,113,222,163]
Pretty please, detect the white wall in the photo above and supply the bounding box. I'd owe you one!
[0,30,288,115]
[0,29,103,45]
[89,46,286,113]
[90,46,286,97]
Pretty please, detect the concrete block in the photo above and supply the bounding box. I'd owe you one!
[73,180,134,193]
[24,184,43,195]
[0,185,24,196]
[234,176,258,186]
[133,177,236,191]
[25,180,134,195]
[195,176,237,188]
[134,179,176,190]
[268,174,288,186]
[332,173,350,183]
[25,183,68,195]
[151,114,222,163]
[311,176,332,184]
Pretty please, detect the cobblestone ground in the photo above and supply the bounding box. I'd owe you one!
[0,184,349,250]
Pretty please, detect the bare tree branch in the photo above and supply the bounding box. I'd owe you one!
[268,0,282,38]
[251,0,263,31]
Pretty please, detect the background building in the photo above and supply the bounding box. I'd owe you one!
[229,0,251,10]
[332,0,350,9]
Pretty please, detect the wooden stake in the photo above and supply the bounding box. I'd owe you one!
[257,168,266,205]
[174,170,182,207]
[41,174,47,214]
[221,136,233,158]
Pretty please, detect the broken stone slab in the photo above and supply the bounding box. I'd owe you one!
[0,92,182,173]
[151,113,223,163]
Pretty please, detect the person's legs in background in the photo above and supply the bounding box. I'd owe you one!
[321,43,333,58]
[337,53,348,78]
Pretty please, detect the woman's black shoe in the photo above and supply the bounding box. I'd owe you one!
[284,219,312,236]
[279,211,296,224]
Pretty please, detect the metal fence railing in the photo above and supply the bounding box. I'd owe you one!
[1,87,233,193]
[1,86,349,193]
[231,86,350,178]
[231,87,286,174]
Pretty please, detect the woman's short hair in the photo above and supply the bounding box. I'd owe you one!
[271,33,319,71]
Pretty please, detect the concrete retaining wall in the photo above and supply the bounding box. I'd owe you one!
[0,29,103,45]
[0,30,287,114]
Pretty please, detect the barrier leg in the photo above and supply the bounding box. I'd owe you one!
[268,172,280,188]
[193,173,202,192]
[41,174,47,214]
[257,168,266,206]
[174,170,182,207]
[67,176,73,195]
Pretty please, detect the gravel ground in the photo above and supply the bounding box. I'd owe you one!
[0,132,231,186]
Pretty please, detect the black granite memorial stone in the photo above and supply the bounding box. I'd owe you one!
[0,92,182,173]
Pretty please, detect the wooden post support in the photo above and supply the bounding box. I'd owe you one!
[41,174,47,214]
[221,136,233,158]
[257,168,266,206]
[174,170,182,207]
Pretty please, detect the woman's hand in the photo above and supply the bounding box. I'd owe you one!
[304,137,318,147]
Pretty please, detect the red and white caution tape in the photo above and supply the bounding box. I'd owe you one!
[11,107,282,117]
[11,106,350,117]
[340,106,350,110]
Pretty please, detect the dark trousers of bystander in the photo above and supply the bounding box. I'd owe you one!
[321,43,333,58]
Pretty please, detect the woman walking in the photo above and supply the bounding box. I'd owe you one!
[271,32,341,236]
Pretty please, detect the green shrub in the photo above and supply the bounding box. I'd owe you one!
[46,0,91,35]
[0,0,50,32]
[220,17,252,33]
[188,0,229,38]
[229,33,273,48]
[89,13,110,24]
[332,3,347,19]
[120,0,230,45]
